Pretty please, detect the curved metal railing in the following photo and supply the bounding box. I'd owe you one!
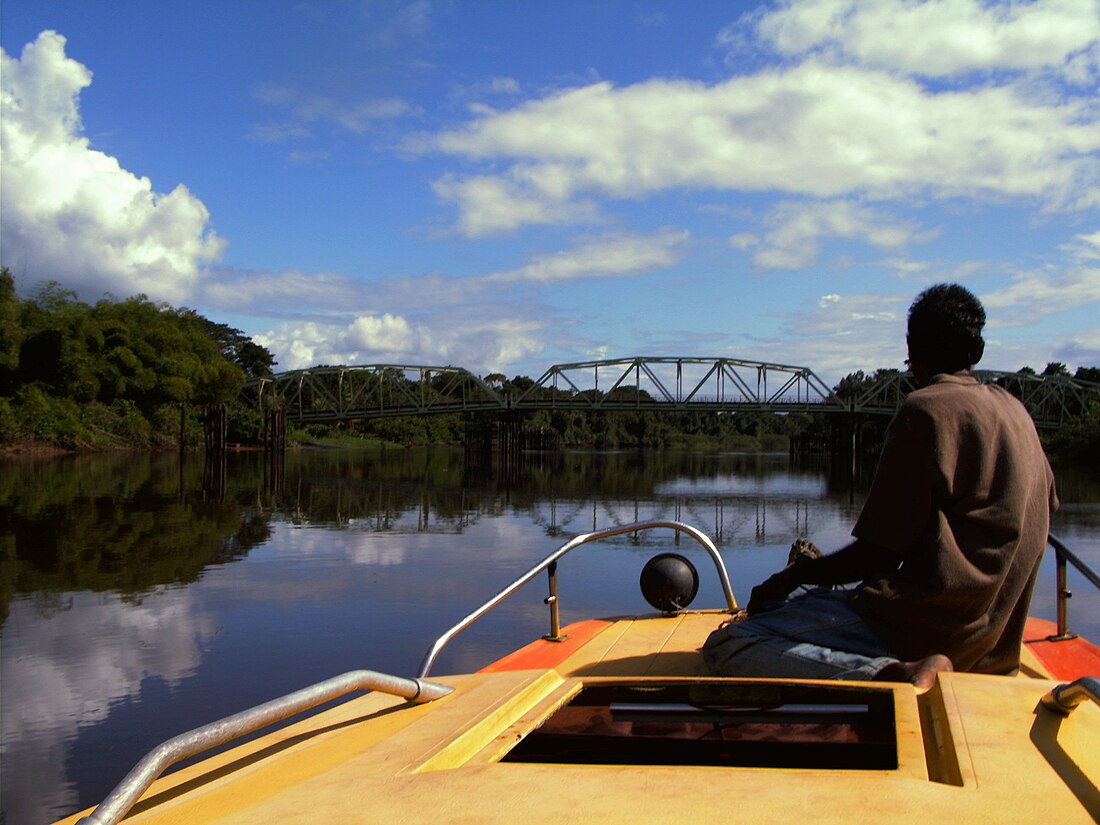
[417,520,737,678]
[76,670,453,825]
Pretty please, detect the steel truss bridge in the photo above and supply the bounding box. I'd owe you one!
[244,356,1100,429]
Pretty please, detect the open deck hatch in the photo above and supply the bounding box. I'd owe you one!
[504,681,898,770]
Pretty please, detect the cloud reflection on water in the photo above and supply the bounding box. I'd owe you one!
[0,588,217,824]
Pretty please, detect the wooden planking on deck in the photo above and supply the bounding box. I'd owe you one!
[558,612,721,678]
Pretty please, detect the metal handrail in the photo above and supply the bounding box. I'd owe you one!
[1048,533,1100,640]
[1040,676,1100,716]
[417,520,736,678]
[76,670,453,825]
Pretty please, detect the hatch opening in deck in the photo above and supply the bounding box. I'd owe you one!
[503,681,898,770]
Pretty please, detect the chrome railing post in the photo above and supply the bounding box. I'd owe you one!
[544,560,565,641]
[1054,549,1075,641]
[1045,533,1100,642]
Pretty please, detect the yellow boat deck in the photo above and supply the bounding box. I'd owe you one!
[58,611,1100,824]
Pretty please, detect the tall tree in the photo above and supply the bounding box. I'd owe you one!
[193,316,277,378]
[1074,366,1100,383]
[0,268,22,378]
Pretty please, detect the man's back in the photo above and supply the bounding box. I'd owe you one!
[852,373,1058,673]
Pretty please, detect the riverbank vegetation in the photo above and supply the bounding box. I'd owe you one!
[1,268,273,450]
[2,267,1097,465]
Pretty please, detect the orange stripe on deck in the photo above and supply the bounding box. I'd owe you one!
[1023,616,1100,681]
[479,620,613,672]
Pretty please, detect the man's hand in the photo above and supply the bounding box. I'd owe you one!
[741,538,892,617]
[745,566,801,616]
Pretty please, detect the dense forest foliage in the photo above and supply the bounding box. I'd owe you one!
[2,266,1097,465]
[0,267,274,448]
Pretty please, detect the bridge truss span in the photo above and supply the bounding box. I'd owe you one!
[513,357,845,413]
[247,364,505,422]
[851,369,1100,428]
[242,358,1099,429]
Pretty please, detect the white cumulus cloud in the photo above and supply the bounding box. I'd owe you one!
[422,58,1099,236]
[254,310,548,372]
[346,313,414,351]
[747,0,1100,80]
[0,31,225,304]
[431,172,600,236]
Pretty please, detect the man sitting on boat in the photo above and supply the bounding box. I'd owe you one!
[702,283,1059,689]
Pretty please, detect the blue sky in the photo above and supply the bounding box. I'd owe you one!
[2,0,1098,386]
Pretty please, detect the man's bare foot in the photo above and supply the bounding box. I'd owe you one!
[875,654,953,691]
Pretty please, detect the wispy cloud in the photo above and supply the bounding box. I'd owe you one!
[251,82,416,137]
[743,291,910,383]
[734,200,935,269]
[362,0,438,49]
[481,229,688,284]
[982,266,1100,323]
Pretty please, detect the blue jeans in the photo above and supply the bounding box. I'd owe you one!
[701,588,898,680]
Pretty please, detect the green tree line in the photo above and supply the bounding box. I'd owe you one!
[0,267,274,448]
[2,266,1096,465]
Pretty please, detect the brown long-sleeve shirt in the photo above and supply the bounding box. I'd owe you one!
[851,373,1058,674]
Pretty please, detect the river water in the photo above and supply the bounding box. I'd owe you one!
[2,447,1098,824]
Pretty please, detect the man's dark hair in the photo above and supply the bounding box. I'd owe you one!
[907,283,986,372]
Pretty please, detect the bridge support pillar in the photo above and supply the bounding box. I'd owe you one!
[465,411,524,461]
[264,409,287,454]
[464,412,559,469]
[202,404,228,452]
[832,414,864,468]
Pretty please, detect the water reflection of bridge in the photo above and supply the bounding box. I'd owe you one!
[527,496,814,547]
[245,357,1100,429]
[258,476,816,547]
